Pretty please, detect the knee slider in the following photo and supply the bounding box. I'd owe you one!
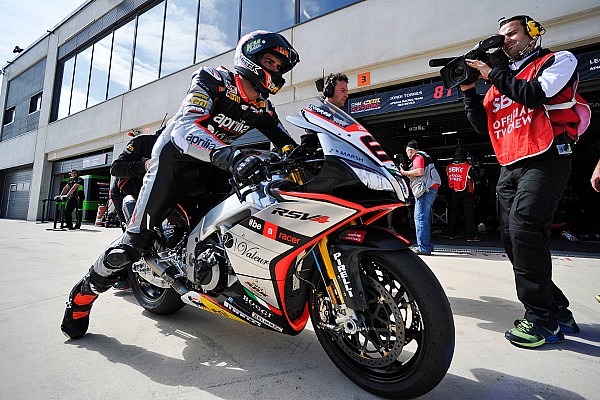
[104,245,139,269]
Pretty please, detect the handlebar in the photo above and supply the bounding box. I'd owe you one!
[229,145,324,202]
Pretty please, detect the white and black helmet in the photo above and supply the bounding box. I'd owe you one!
[234,30,300,95]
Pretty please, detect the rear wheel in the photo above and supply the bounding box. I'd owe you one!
[127,264,184,315]
[309,249,454,399]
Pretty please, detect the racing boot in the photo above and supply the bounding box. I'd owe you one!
[61,274,98,339]
[61,270,113,339]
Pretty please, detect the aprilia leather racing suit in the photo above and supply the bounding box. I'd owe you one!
[89,66,297,289]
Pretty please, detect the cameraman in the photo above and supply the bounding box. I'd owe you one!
[460,15,589,348]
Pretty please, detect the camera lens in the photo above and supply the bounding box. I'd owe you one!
[450,65,465,80]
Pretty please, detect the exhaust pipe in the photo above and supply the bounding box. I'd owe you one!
[144,255,189,296]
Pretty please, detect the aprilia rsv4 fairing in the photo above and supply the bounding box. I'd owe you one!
[128,99,454,399]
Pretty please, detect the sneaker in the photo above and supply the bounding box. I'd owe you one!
[61,276,98,339]
[410,247,431,255]
[505,319,564,348]
[466,236,480,242]
[513,314,580,334]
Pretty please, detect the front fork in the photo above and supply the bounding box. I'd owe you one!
[314,235,366,334]
[283,153,366,334]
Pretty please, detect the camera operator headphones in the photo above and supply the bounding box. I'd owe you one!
[499,15,545,39]
[523,16,545,38]
[323,74,336,98]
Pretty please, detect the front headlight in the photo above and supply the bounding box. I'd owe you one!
[342,160,395,192]
[391,173,411,202]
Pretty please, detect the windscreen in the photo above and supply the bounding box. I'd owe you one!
[304,99,358,129]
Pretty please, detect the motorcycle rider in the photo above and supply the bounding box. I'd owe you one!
[61,30,300,339]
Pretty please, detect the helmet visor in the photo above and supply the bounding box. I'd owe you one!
[244,32,299,74]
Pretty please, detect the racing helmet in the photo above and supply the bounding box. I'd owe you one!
[234,30,300,95]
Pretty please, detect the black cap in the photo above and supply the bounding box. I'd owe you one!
[406,140,420,149]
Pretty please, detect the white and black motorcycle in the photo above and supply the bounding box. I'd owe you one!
[127,99,455,399]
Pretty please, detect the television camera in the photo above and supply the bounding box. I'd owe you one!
[429,35,507,89]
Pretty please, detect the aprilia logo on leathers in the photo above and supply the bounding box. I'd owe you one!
[213,113,250,134]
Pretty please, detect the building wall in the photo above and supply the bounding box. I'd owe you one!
[1,0,599,220]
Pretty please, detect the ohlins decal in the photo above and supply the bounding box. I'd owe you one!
[271,208,329,224]
[333,252,353,298]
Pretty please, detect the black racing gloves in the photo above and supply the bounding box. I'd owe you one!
[210,147,262,184]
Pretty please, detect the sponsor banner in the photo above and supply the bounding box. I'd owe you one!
[578,50,600,82]
[349,82,458,118]
[350,50,600,119]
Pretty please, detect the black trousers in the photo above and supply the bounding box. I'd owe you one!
[449,190,475,237]
[496,154,572,329]
[64,194,83,228]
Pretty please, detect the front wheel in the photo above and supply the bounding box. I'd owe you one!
[127,263,185,315]
[309,249,454,399]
